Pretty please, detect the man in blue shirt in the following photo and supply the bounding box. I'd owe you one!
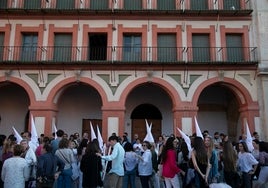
[97,135,125,188]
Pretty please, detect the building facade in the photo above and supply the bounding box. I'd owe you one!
[0,0,267,141]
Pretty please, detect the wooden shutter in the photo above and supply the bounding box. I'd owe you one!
[157,34,177,62]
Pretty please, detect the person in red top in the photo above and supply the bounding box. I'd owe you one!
[161,137,184,188]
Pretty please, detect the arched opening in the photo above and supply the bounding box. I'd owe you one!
[57,83,102,136]
[130,103,162,141]
[197,84,239,141]
[0,83,30,135]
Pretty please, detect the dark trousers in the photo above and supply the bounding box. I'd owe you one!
[241,172,253,188]
[224,171,240,188]
[140,175,150,188]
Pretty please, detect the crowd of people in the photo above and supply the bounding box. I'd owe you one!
[0,129,268,188]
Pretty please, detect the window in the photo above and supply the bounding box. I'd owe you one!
[123,34,141,62]
[88,33,107,61]
[0,33,4,61]
[226,34,243,62]
[191,0,208,10]
[21,34,38,62]
[224,0,240,10]
[157,0,176,10]
[157,34,177,62]
[90,0,108,10]
[124,0,142,10]
[56,0,74,9]
[0,0,7,8]
[54,34,72,62]
[24,0,41,9]
[192,34,210,62]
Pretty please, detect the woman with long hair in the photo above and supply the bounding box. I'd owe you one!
[238,141,258,188]
[80,141,103,188]
[222,140,240,188]
[161,137,183,188]
[191,136,210,188]
[204,136,218,183]
[178,140,190,187]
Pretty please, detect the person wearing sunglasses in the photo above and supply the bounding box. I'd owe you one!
[137,141,153,188]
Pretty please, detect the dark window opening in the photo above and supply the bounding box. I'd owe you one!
[88,33,107,61]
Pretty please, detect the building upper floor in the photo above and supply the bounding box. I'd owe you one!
[0,21,258,66]
[0,0,253,17]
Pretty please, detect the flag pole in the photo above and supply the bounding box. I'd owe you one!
[102,145,111,181]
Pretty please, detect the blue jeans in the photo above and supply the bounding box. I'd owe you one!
[57,168,72,188]
[123,168,136,188]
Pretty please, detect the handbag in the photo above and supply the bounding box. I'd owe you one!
[71,162,80,180]
[58,150,80,180]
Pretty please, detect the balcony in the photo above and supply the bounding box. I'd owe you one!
[0,0,253,16]
[0,46,258,66]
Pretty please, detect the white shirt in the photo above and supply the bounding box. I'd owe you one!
[138,149,152,176]
[238,152,258,173]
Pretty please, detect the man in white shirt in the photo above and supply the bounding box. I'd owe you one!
[97,135,125,188]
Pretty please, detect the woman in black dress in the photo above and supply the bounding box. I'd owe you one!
[80,142,103,188]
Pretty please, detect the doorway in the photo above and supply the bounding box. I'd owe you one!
[82,119,102,140]
[131,103,162,142]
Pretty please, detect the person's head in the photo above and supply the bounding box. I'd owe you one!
[85,142,99,155]
[108,135,119,146]
[69,140,76,149]
[124,142,133,152]
[142,141,151,150]
[22,131,31,140]
[20,139,29,151]
[74,132,80,140]
[13,144,24,156]
[42,144,53,154]
[63,133,68,139]
[241,134,247,141]
[158,135,163,142]
[136,138,141,144]
[133,134,139,140]
[214,132,220,139]
[3,139,15,154]
[239,141,249,153]
[252,139,260,150]
[204,136,214,149]
[58,138,70,149]
[253,132,259,140]
[42,136,50,144]
[56,129,64,137]
[168,137,176,147]
[82,132,89,139]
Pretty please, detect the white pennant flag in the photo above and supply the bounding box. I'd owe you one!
[194,116,203,139]
[97,125,104,153]
[30,114,39,149]
[144,119,154,143]
[12,126,23,143]
[90,121,97,141]
[53,122,58,139]
[245,121,254,152]
[177,127,192,154]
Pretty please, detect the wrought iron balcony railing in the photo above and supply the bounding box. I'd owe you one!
[0,0,252,15]
[0,46,258,65]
